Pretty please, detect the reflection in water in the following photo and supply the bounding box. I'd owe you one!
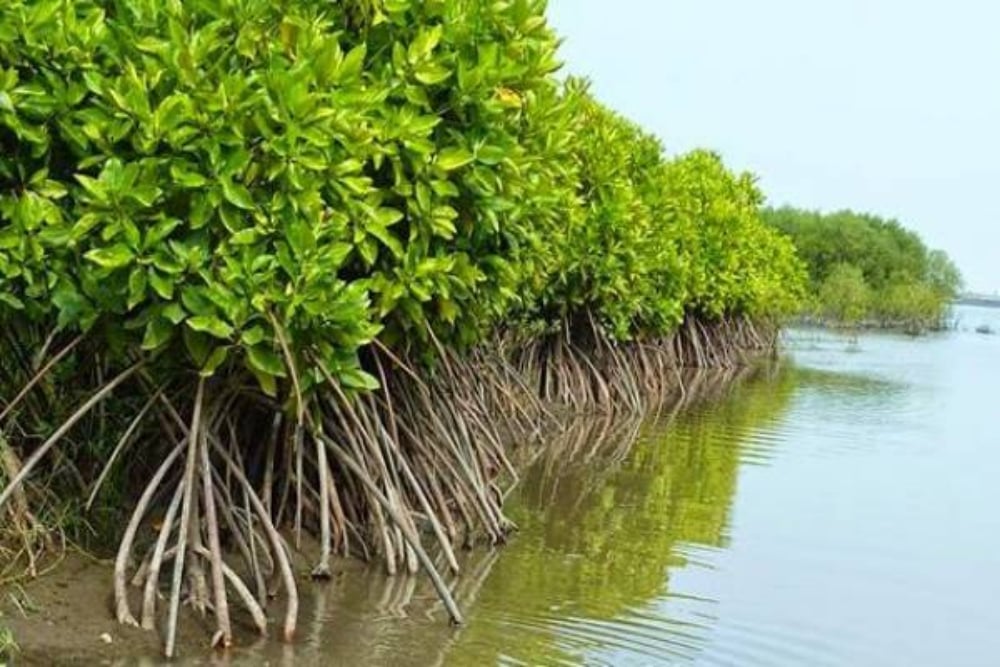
[440,367,797,666]
[112,308,1000,666]
[180,365,798,667]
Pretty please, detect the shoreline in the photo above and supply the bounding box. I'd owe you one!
[1,362,772,665]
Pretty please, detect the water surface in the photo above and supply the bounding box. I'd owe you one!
[166,305,1000,665]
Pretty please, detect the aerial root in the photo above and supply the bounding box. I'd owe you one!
[0,316,775,657]
[512,314,765,414]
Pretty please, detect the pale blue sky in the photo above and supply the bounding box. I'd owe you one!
[548,0,999,293]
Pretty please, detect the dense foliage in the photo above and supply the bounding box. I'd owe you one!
[764,207,962,329]
[0,0,804,391]
[515,87,806,343]
[0,0,808,655]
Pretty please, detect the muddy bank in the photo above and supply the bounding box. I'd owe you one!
[2,547,473,666]
[2,554,201,666]
[2,553,338,666]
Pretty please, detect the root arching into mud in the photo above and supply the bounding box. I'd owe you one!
[0,317,775,657]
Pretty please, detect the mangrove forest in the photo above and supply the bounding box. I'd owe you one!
[763,206,962,331]
[0,0,970,663]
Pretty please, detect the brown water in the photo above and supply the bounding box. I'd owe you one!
[9,304,1000,666]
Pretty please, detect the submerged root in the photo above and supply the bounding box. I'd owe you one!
[513,314,777,414]
[0,315,776,657]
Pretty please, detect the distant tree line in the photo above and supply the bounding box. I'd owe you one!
[763,207,962,331]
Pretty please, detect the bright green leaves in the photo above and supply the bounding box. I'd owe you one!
[763,206,953,325]
[414,63,452,86]
[0,0,806,408]
[524,85,807,340]
[128,267,147,310]
[341,44,368,84]
[398,24,451,85]
[75,159,160,210]
[199,346,230,377]
[408,25,443,65]
[340,367,380,391]
[220,180,255,211]
[85,244,134,270]
[364,207,404,259]
[245,340,286,395]
[436,147,474,172]
[170,163,207,189]
[148,269,174,299]
[185,316,233,340]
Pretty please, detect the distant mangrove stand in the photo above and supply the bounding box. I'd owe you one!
[764,207,962,333]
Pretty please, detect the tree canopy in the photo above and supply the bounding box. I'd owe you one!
[763,206,961,329]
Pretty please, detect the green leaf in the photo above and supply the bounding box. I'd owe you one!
[0,293,25,310]
[241,326,267,346]
[248,364,278,397]
[144,218,180,249]
[437,147,473,171]
[127,267,147,310]
[71,213,102,240]
[221,180,255,210]
[85,244,134,270]
[285,219,315,258]
[340,367,380,391]
[75,174,108,203]
[414,63,451,85]
[476,145,507,165]
[52,287,88,329]
[358,237,378,266]
[183,327,211,366]
[408,25,442,64]
[162,303,185,324]
[230,228,259,245]
[367,224,403,258]
[431,206,458,238]
[247,345,287,377]
[374,207,404,227]
[333,159,365,177]
[181,287,214,315]
[148,269,174,299]
[142,317,173,351]
[170,163,208,188]
[186,315,234,339]
[128,185,161,207]
[339,44,367,82]
[152,248,185,274]
[199,346,230,377]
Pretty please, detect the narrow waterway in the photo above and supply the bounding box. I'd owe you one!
[13,305,1000,666]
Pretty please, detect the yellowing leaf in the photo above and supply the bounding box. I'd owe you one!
[414,63,451,85]
[437,147,473,172]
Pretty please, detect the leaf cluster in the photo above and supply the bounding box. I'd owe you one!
[763,206,961,327]
[0,0,807,397]
[524,89,807,340]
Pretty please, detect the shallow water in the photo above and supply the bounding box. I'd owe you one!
[86,305,1000,665]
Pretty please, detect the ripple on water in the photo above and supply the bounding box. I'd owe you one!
[178,326,1000,667]
[694,617,853,667]
[493,608,711,666]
